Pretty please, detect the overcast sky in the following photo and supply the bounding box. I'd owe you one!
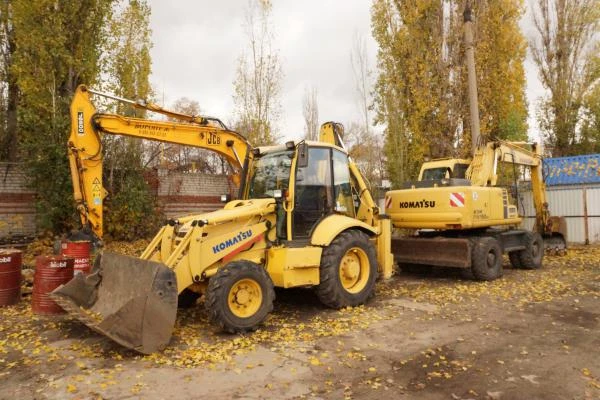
[147,0,546,144]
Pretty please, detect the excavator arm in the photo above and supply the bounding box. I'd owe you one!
[68,85,251,238]
[466,140,565,243]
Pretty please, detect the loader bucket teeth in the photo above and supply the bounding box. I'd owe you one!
[51,252,178,354]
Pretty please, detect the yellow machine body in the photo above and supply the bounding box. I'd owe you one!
[387,185,520,230]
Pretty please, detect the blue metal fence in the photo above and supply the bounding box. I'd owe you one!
[543,154,600,186]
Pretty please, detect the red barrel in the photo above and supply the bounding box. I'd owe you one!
[0,249,22,306]
[32,255,74,315]
[61,240,91,275]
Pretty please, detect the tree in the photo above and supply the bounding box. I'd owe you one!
[98,0,160,240]
[101,0,153,193]
[302,86,319,141]
[348,32,385,191]
[12,0,115,232]
[371,0,528,187]
[530,0,600,156]
[0,1,18,161]
[232,0,283,145]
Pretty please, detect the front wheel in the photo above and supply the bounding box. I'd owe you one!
[205,261,275,333]
[316,230,378,308]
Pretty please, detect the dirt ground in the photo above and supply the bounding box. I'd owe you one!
[1,245,599,400]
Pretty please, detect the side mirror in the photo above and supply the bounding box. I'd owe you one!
[296,142,308,168]
[220,194,231,203]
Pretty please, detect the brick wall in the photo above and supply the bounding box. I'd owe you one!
[153,167,233,219]
[0,163,233,239]
[0,163,36,238]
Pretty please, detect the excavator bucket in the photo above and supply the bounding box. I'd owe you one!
[51,252,178,354]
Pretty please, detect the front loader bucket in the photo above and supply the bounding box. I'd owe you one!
[51,252,178,354]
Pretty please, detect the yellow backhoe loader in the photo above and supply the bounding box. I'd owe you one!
[52,85,394,354]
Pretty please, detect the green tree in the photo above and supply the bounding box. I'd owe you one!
[12,0,115,232]
[530,0,600,156]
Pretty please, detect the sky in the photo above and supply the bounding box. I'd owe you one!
[147,0,546,144]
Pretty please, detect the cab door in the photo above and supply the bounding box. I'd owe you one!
[292,147,355,238]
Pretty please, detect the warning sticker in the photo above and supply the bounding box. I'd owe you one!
[450,192,465,207]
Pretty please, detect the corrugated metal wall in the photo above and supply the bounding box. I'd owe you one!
[519,184,600,244]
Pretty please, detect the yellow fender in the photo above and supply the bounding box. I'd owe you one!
[310,214,378,246]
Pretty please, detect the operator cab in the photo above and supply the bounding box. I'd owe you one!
[246,142,358,240]
[403,158,471,189]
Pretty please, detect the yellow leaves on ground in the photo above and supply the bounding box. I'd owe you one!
[65,383,77,393]
[0,242,597,395]
[380,246,600,308]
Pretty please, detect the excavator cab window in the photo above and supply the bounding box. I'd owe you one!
[422,167,452,180]
[248,150,294,199]
[453,163,469,179]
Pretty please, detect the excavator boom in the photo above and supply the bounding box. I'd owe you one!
[68,85,251,238]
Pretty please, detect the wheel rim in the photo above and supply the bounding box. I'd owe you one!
[228,278,263,318]
[338,247,370,294]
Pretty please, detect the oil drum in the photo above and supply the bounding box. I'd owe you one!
[32,255,74,315]
[0,249,22,306]
[61,240,91,275]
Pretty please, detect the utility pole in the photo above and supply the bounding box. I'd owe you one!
[463,1,481,154]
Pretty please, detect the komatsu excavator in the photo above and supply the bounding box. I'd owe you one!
[385,139,567,280]
[384,4,567,280]
[52,85,394,354]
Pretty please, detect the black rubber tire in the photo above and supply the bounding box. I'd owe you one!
[205,260,275,333]
[177,289,200,309]
[315,230,378,308]
[517,232,544,269]
[470,237,503,281]
[508,251,522,269]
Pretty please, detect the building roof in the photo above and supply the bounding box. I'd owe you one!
[544,154,600,186]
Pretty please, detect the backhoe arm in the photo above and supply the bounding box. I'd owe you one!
[68,85,252,239]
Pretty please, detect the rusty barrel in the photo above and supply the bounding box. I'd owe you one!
[32,255,74,315]
[0,249,22,306]
[61,240,91,275]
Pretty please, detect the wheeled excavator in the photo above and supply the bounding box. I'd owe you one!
[52,85,394,354]
[385,139,567,280]
[384,4,567,280]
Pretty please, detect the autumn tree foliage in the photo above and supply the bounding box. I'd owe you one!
[232,0,283,146]
[100,0,159,240]
[530,0,600,156]
[371,0,528,187]
[10,0,115,232]
[0,0,155,236]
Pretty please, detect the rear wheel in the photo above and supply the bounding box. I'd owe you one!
[206,261,275,333]
[517,232,544,269]
[470,237,503,281]
[316,230,378,308]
